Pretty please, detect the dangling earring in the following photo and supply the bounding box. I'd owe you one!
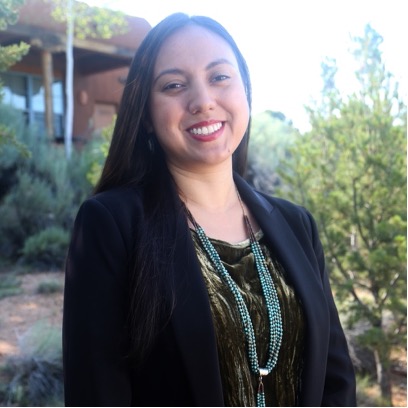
[147,135,155,153]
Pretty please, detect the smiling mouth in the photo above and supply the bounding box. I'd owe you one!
[188,122,223,136]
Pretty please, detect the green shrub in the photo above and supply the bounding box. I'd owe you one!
[21,227,69,270]
[86,115,114,186]
[0,172,55,252]
[356,374,387,407]
[0,273,22,299]
[1,323,64,406]
[0,105,29,166]
[36,279,64,295]
[0,103,93,265]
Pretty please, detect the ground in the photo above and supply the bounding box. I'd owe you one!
[0,271,406,406]
[0,272,64,366]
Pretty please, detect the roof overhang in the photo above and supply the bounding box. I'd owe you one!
[0,0,151,75]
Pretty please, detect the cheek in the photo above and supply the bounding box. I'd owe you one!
[233,90,250,130]
[150,98,180,133]
[149,109,167,135]
[228,83,249,115]
[149,106,180,153]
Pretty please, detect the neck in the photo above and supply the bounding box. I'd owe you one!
[169,164,250,242]
[169,165,237,211]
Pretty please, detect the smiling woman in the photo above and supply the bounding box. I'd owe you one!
[62,12,356,407]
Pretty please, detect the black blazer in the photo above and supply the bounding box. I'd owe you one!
[63,174,356,407]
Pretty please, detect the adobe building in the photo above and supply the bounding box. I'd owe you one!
[0,0,151,144]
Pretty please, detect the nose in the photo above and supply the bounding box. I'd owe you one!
[188,82,216,114]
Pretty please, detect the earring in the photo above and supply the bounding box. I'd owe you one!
[147,136,155,153]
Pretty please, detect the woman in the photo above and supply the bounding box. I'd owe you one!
[63,12,356,407]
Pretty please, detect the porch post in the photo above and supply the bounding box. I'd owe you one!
[41,49,54,140]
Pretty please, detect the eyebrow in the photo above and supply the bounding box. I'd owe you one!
[152,58,235,86]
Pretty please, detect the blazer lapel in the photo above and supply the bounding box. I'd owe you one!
[170,203,224,407]
[235,174,328,317]
[235,175,330,401]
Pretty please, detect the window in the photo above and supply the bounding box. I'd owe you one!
[0,72,64,139]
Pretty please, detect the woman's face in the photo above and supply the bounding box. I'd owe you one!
[149,25,250,173]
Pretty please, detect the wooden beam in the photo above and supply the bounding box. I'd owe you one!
[6,22,135,57]
[41,49,54,139]
[72,37,135,58]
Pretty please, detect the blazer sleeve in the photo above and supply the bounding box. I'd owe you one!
[305,209,357,406]
[63,197,132,406]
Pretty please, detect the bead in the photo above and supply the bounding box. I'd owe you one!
[259,368,269,376]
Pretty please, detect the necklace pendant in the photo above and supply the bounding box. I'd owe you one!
[259,368,269,376]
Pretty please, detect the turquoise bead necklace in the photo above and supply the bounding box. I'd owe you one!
[184,190,283,407]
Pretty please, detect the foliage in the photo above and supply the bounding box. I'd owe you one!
[1,323,64,406]
[21,226,70,269]
[36,279,64,294]
[0,105,34,198]
[247,110,299,194]
[0,41,30,72]
[0,104,93,266]
[277,24,406,404]
[48,0,128,40]
[0,0,30,153]
[355,374,389,407]
[0,122,31,158]
[86,115,115,186]
[0,272,22,299]
[0,0,25,29]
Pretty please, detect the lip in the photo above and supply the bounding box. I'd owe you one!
[187,120,224,142]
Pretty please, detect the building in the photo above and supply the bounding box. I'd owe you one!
[0,0,151,144]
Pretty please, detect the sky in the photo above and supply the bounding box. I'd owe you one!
[87,0,406,132]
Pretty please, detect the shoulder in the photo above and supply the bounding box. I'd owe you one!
[262,193,311,222]
[252,190,326,275]
[91,185,143,207]
[254,190,320,246]
[235,174,317,238]
[81,186,145,218]
[73,186,147,242]
[261,193,304,213]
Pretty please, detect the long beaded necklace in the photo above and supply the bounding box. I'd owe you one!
[184,191,283,407]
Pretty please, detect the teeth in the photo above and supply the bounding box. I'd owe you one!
[190,122,222,135]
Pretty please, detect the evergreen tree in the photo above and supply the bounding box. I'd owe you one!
[278,24,406,404]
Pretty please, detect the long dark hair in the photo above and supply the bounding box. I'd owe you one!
[94,12,253,361]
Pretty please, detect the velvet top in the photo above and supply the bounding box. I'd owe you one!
[191,229,305,407]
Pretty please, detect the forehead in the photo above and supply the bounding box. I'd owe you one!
[154,25,238,71]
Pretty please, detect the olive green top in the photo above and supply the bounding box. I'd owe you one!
[190,229,305,407]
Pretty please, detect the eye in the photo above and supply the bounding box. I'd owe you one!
[211,74,230,83]
[162,82,185,91]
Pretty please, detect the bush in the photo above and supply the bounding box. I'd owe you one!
[21,227,70,270]
[355,374,392,407]
[1,323,64,406]
[0,273,22,300]
[0,103,94,266]
[0,105,30,201]
[86,115,114,186]
[0,172,56,258]
[36,279,64,295]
